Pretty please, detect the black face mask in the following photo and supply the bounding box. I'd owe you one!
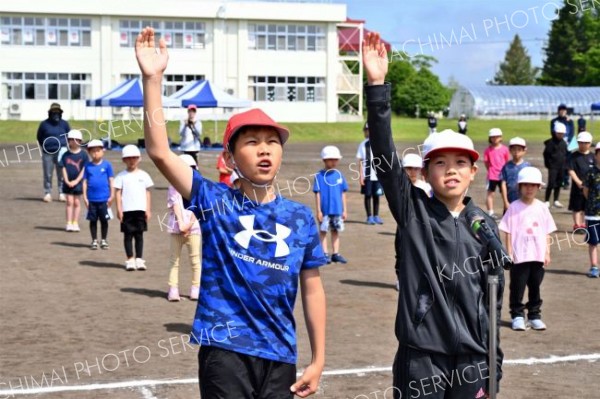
[50,112,61,122]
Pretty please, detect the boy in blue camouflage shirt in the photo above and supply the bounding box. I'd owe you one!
[135,27,327,398]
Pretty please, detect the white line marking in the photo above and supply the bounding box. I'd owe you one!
[1,353,598,396]
[138,386,158,399]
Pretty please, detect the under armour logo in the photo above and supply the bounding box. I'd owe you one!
[234,215,291,257]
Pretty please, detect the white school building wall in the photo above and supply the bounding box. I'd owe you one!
[0,0,347,123]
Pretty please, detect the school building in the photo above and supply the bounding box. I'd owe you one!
[0,0,370,123]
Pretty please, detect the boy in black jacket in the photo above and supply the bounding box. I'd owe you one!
[543,122,568,208]
[363,33,504,399]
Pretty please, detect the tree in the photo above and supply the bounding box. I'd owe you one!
[540,1,599,86]
[493,34,538,85]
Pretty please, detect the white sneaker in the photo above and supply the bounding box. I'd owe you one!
[135,258,147,271]
[125,259,136,271]
[43,193,52,203]
[512,317,526,331]
[59,193,67,202]
[65,223,73,232]
[545,201,550,208]
[71,223,80,232]
[553,201,564,208]
[528,319,547,330]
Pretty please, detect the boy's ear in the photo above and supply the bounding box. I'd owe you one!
[223,150,235,169]
[470,164,478,181]
[421,167,428,182]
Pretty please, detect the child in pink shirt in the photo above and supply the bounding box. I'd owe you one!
[484,128,510,218]
[499,167,556,332]
[166,154,201,302]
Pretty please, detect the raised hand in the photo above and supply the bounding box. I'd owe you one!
[362,32,388,85]
[135,27,169,80]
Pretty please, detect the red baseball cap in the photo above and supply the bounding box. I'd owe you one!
[223,109,290,148]
[187,104,197,110]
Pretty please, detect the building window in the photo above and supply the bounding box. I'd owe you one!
[122,74,205,96]
[0,16,91,47]
[2,72,91,100]
[119,20,206,49]
[248,76,325,102]
[248,23,326,51]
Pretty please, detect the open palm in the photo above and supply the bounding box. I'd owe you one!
[135,27,169,79]
[362,32,388,85]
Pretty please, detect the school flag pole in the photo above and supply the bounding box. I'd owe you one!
[488,274,499,399]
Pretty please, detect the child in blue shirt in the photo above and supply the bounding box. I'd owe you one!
[314,146,348,264]
[500,137,531,213]
[83,140,114,250]
[136,27,327,399]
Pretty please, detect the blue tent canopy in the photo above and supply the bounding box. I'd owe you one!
[168,80,251,108]
[86,78,179,107]
[593,102,600,111]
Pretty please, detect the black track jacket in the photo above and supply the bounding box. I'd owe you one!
[366,83,504,384]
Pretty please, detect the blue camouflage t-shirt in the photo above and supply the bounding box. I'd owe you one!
[313,168,348,215]
[185,170,327,364]
[500,160,531,203]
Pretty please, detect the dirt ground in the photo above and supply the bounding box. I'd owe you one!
[0,140,599,399]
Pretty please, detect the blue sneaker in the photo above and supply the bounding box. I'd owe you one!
[366,216,376,225]
[588,266,599,278]
[373,215,383,225]
[331,253,348,264]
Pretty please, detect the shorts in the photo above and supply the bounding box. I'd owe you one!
[120,211,147,234]
[586,220,600,246]
[198,346,295,399]
[320,215,344,232]
[87,201,110,222]
[361,179,383,197]
[568,186,586,211]
[486,180,501,192]
[62,183,83,195]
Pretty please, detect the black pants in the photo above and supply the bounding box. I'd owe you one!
[90,219,108,240]
[198,346,296,399]
[121,211,146,258]
[545,168,563,202]
[124,232,143,258]
[392,345,489,399]
[509,261,544,320]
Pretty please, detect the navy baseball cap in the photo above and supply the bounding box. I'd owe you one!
[558,104,568,110]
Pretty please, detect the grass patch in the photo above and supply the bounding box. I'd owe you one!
[0,117,567,145]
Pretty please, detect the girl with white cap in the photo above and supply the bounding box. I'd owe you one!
[499,167,556,331]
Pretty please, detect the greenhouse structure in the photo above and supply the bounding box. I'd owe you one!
[449,85,600,119]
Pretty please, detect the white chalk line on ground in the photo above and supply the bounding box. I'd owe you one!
[1,353,598,396]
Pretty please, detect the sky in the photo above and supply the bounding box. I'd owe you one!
[343,0,561,86]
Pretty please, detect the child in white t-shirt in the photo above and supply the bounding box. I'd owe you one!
[114,145,154,271]
[499,167,556,331]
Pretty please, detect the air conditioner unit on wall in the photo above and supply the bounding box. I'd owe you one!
[8,103,21,114]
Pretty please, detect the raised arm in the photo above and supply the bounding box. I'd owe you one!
[362,32,412,226]
[135,27,192,199]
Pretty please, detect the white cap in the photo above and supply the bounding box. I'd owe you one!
[577,131,592,143]
[230,171,239,184]
[422,130,479,162]
[320,145,342,160]
[595,142,600,151]
[517,166,544,186]
[87,139,104,149]
[509,137,527,147]
[554,122,567,134]
[488,128,503,137]
[402,153,423,168]
[121,144,141,158]
[178,154,197,167]
[67,129,82,140]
